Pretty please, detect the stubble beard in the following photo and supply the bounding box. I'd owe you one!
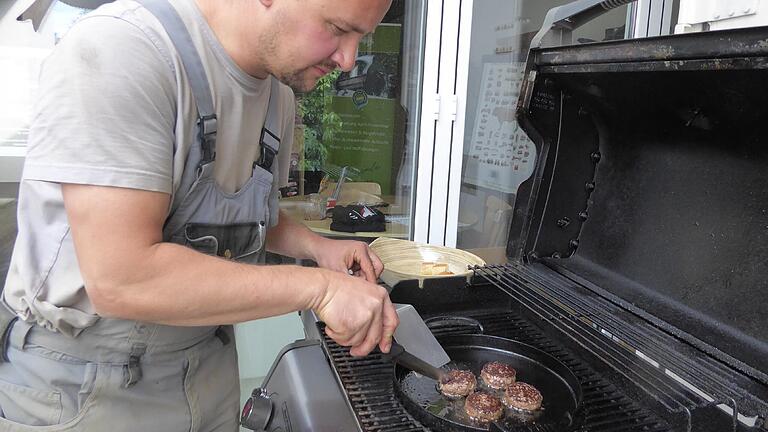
[276,68,317,93]
[258,27,319,93]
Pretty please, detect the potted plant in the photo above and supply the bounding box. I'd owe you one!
[297,71,342,193]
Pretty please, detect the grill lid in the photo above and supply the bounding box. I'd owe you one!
[511,3,768,378]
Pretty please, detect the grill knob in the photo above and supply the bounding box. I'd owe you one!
[240,387,273,431]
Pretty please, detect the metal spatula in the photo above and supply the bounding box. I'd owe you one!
[391,303,451,369]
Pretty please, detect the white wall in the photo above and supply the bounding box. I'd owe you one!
[676,0,768,33]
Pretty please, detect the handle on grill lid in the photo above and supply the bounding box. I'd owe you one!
[424,315,485,335]
[531,0,638,49]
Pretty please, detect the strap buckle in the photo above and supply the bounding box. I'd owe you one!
[198,114,218,164]
[255,127,280,171]
[123,343,147,388]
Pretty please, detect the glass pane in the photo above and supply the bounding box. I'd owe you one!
[282,0,426,241]
[456,1,629,263]
[572,4,630,43]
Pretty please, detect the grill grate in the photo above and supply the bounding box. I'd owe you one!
[324,337,428,432]
[322,308,671,432]
[473,263,768,428]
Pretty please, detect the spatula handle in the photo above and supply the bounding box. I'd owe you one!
[382,342,444,381]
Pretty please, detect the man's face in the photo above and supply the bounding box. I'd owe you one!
[259,0,392,93]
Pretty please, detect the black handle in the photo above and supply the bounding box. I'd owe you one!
[379,341,405,359]
[381,342,444,381]
[531,0,638,49]
[424,315,485,335]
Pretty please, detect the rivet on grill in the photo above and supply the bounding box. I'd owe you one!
[569,239,580,249]
[578,211,589,221]
[590,151,601,163]
[224,249,232,259]
[585,182,596,192]
[552,252,561,258]
[557,217,571,228]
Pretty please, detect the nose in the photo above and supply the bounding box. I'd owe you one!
[331,36,359,72]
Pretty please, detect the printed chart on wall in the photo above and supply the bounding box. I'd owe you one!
[464,62,536,194]
[326,23,401,194]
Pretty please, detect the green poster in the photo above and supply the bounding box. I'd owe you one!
[326,24,401,195]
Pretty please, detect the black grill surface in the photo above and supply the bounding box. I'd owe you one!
[322,309,672,432]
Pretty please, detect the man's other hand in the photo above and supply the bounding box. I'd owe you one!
[312,238,384,283]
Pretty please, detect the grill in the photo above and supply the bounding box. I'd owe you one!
[322,261,768,431]
[323,304,672,432]
[245,2,768,431]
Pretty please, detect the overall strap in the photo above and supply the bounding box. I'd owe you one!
[136,0,218,166]
[265,77,282,140]
[136,0,217,229]
[255,77,283,173]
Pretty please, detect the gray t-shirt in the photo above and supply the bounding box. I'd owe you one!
[3,0,295,336]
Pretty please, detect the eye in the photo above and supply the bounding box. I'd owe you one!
[329,22,346,36]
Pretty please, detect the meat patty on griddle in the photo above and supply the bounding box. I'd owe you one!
[438,369,477,397]
[502,381,543,411]
[480,361,516,389]
[464,391,504,422]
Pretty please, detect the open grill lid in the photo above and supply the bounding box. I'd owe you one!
[510,0,768,381]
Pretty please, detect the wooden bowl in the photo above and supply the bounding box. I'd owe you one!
[369,237,486,287]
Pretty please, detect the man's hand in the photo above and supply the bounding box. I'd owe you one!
[313,269,399,356]
[312,238,384,283]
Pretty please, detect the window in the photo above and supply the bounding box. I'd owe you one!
[455,0,630,262]
[284,0,427,241]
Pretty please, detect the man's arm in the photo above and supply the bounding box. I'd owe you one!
[62,184,397,356]
[266,210,384,282]
[265,210,326,261]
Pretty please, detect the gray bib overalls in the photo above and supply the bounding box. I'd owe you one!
[0,0,282,430]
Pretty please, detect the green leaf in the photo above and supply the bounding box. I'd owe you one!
[297,70,343,171]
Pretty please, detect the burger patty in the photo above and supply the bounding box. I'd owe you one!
[480,361,517,389]
[502,382,543,411]
[438,369,477,397]
[464,391,504,422]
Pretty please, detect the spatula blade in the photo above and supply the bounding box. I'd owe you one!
[393,304,451,368]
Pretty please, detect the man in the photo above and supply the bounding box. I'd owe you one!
[0,0,397,430]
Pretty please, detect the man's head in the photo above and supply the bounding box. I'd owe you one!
[198,0,392,93]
